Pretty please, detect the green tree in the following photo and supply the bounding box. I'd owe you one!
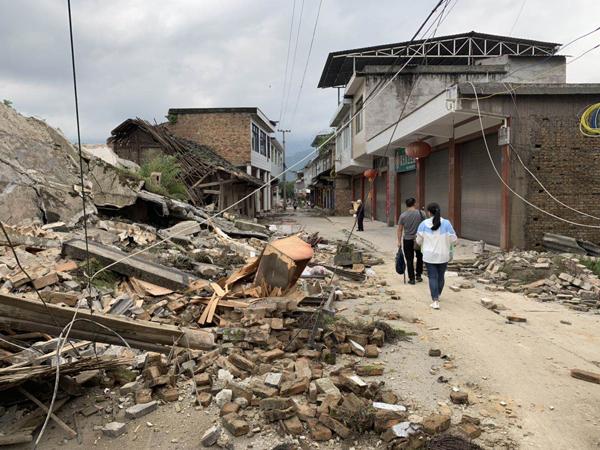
[139,154,188,200]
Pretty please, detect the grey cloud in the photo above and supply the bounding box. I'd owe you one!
[0,0,598,162]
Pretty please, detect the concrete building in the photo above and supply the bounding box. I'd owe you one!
[166,107,283,213]
[304,133,337,211]
[319,32,566,225]
[318,31,600,249]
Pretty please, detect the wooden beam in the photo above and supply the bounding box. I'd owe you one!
[18,388,77,439]
[193,179,235,189]
[202,189,220,195]
[62,239,198,291]
[0,293,214,352]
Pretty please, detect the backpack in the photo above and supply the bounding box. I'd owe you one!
[395,248,406,275]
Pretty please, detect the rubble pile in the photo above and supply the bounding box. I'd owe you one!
[450,250,600,312]
[0,105,481,448]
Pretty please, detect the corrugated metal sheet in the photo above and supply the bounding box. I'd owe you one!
[460,133,501,245]
[375,172,387,222]
[425,149,449,216]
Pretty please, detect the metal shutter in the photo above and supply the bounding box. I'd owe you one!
[398,170,417,213]
[425,149,449,216]
[375,172,387,222]
[364,179,372,218]
[460,133,501,245]
[353,177,361,202]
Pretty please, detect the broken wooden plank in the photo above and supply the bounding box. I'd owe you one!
[62,239,199,291]
[18,388,77,439]
[0,356,131,390]
[0,293,214,352]
[0,431,34,446]
[129,278,174,297]
[571,368,600,384]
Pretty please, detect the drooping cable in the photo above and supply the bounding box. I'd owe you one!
[89,0,457,284]
[66,0,91,294]
[289,0,324,126]
[278,0,297,122]
[508,0,527,36]
[468,80,600,229]
[281,0,305,126]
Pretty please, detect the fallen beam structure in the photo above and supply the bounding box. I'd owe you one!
[0,294,214,353]
[62,239,199,291]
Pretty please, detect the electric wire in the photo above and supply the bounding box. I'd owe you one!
[278,0,297,122]
[67,0,91,295]
[33,318,131,448]
[579,102,600,137]
[0,220,63,329]
[89,2,456,283]
[289,0,324,127]
[508,0,527,36]
[281,0,305,126]
[380,0,453,165]
[503,83,600,221]
[468,80,600,229]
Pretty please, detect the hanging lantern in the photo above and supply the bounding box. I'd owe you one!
[405,141,432,159]
[363,168,378,181]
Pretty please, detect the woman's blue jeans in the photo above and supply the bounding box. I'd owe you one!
[425,262,448,300]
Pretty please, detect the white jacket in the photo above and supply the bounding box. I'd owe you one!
[416,217,457,264]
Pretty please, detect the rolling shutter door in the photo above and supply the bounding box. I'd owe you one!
[364,180,372,218]
[398,171,417,212]
[375,172,387,222]
[353,177,361,202]
[460,133,501,245]
[425,149,449,216]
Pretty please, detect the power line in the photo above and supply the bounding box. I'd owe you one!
[508,0,527,36]
[289,0,324,126]
[381,0,454,164]
[278,0,297,122]
[281,0,305,126]
[89,0,459,283]
[468,80,600,229]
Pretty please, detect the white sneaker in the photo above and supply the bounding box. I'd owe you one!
[431,301,440,310]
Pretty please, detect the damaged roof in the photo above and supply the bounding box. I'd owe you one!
[318,31,561,88]
[109,118,262,186]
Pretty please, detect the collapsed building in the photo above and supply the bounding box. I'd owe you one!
[109,119,263,217]
[1,102,483,449]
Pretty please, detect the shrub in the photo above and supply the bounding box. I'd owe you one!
[139,154,188,200]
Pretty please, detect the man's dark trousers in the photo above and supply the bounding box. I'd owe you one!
[403,239,423,281]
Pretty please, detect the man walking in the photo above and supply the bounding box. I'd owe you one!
[397,198,424,284]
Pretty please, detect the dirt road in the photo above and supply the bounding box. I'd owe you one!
[293,212,600,450]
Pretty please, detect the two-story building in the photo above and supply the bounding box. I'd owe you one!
[318,31,600,249]
[166,107,283,213]
[303,132,353,214]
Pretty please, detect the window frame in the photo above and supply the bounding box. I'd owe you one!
[354,96,363,134]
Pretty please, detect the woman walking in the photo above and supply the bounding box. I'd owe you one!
[416,203,457,310]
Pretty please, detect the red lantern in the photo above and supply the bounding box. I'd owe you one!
[363,168,377,181]
[405,141,432,159]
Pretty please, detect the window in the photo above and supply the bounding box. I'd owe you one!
[267,140,271,159]
[252,124,259,153]
[354,96,363,134]
[259,130,267,155]
[341,114,351,150]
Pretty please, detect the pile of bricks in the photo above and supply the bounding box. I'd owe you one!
[451,251,600,311]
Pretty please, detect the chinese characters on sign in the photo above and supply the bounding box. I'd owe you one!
[395,148,416,173]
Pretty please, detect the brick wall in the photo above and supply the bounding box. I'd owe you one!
[507,96,600,249]
[167,113,252,167]
[334,175,353,216]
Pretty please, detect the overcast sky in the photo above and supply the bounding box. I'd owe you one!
[1,0,599,168]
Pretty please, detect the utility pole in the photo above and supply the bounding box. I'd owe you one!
[278,129,291,210]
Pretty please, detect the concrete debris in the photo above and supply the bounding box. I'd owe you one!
[0,104,494,448]
[451,249,600,312]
